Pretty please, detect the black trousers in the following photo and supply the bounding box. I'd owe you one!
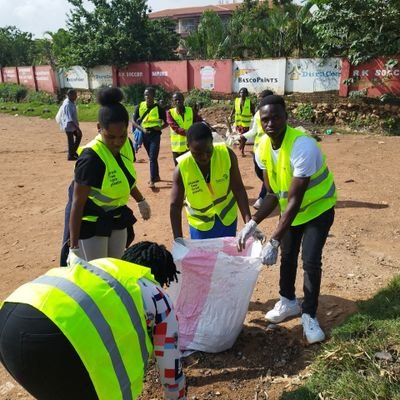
[0,303,98,400]
[279,207,335,317]
[65,129,82,158]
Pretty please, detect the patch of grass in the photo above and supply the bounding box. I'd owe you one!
[282,275,400,400]
[0,102,135,122]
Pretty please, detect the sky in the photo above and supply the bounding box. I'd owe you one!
[0,0,242,38]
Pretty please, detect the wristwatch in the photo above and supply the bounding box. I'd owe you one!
[269,238,280,248]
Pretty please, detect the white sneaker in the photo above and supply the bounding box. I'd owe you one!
[302,313,325,344]
[265,296,301,323]
[253,197,263,210]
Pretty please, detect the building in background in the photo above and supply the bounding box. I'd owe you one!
[149,3,241,37]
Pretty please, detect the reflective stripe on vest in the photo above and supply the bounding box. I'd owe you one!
[77,135,136,221]
[234,97,252,128]
[139,102,162,129]
[253,111,265,151]
[257,126,336,226]
[178,143,237,231]
[169,106,193,152]
[4,255,156,400]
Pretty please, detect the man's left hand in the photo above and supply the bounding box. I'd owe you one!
[262,241,279,266]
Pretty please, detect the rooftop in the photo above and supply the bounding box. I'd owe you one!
[148,3,241,19]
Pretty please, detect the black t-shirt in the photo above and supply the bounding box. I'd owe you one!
[75,139,136,189]
[133,103,166,133]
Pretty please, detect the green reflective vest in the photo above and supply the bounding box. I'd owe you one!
[178,143,237,231]
[77,135,136,222]
[253,110,265,152]
[169,106,193,153]
[257,126,336,225]
[3,254,156,400]
[234,97,252,128]
[139,102,163,129]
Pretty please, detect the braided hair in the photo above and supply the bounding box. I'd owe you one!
[121,241,179,287]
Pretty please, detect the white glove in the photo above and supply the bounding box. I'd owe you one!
[174,237,185,246]
[137,199,151,220]
[236,219,258,251]
[67,247,80,267]
[262,240,279,266]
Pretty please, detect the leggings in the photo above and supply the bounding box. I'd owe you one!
[0,302,98,400]
[78,228,127,261]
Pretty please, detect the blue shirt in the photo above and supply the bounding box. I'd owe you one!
[61,98,79,132]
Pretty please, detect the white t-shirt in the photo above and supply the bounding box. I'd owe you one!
[255,135,324,178]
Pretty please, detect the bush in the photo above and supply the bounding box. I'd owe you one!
[184,89,212,109]
[294,103,314,122]
[0,83,28,103]
[121,84,172,108]
[382,117,400,136]
[25,90,57,104]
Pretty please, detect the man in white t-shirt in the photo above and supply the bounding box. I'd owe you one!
[236,95,336,344]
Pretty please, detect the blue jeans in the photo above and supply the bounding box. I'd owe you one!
[189,216,237,239]
[142,131,161,181]
[279,207,335,317]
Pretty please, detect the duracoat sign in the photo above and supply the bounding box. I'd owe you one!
[88,65,113,89]
[286,58,341,92]
[232,59,286,94]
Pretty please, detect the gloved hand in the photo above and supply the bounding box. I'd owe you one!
[253,227,265,243]
[262,240,279,266]
[174,237,185,246]
[137,199,151,220]
[236,219,258,251]
[67,247,80,267]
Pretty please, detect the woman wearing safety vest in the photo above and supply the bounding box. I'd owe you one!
[166,92,203,166]
[132,87,167,189]
[170,122,262,242]
[67,87,151,263]
[240,90,274,209]
[229,87,255,157]
[0,241,186,400]
[236,95,336,345]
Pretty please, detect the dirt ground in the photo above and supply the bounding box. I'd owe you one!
[0,112,399,400]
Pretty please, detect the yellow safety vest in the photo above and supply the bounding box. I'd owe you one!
[253,110,265,152]
[77,135,136,222]
[257,126,336,225]
[234,97,252,128]
[139,102,163,129]
[178,143,237,231]
[169,106,193,153]
[3,254,156,400]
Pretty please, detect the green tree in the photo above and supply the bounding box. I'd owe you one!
[183,10,226,59]
[308,0,400,64]
[65,0,179,67]
[0,26,35,67]
[221,0,317,59]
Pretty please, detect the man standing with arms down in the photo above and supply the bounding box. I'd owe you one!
[61,89,82,161]
[132,87,167,189]
[237,95,336,344]
[167,92,202,166]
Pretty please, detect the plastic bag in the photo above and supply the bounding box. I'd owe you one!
[168,237,262,353]
[55,105,64,131]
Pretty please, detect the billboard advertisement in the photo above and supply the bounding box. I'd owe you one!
[58,66,89,89]
[88,65,114,89]
[285,58,341,93]
[188,60,232,93]
[232,59,286,94]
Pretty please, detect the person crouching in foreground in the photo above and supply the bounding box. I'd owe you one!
[0,241,186,400]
